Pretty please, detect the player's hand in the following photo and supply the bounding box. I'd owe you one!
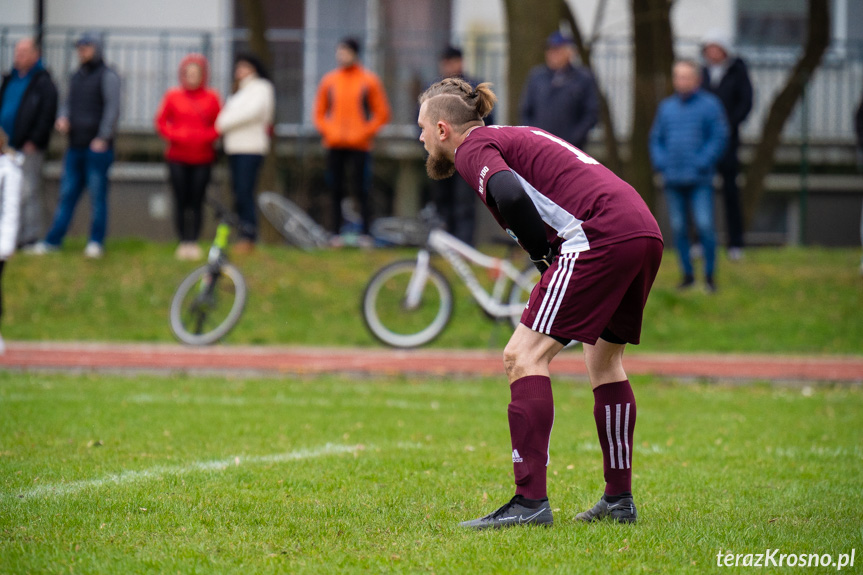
[530,247,556,275]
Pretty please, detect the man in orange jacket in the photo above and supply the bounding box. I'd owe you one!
[314,37,391,239]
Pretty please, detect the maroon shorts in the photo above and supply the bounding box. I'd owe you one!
[521,237,663,345]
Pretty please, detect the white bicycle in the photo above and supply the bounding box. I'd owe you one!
[361,227,540,348]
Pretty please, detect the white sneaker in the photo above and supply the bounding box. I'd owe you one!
[24,241,58,255]
[84,242,104,259]
[728,248,744,261]
[0,332,5,355]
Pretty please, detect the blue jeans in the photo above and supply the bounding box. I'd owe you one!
[228,154,263,241]
[664,182,716,279]
[45,146,114,247]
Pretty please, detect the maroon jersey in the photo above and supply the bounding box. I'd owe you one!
[454,126,662,253]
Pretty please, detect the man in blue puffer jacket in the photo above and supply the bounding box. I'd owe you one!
[650,59,728,292]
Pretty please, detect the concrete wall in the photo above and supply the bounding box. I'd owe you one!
[0,0,233,29]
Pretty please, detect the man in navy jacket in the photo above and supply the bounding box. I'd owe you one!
[650,60,728,292]
[0,38,57,248]
[519,32,598,149]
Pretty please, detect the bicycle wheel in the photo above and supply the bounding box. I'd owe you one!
[362,259,453,348]
[507,266,540,329]
[258,191,330,250]
[169,263,247,345]
[370,217,430,247]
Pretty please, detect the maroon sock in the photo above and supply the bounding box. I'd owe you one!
[592,380,637,496]
[508,375,554,500]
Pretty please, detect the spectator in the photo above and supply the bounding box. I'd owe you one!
[427,46,493,246]
[0,38,57,249]
[650,60,728,292]
[0,127,23,354]
[155,54,221,261]
[701,30,753,261]
[856,92,863,275]
[314,37,391,241]
[32,32,121,259]
[519,31,598,149]
[215,53,275,254]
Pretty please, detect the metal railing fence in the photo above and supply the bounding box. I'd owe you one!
[1,26,861,145]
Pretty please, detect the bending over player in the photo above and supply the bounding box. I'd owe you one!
[417,78,663,529]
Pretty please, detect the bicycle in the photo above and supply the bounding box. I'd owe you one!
[361,225,540,348]
[258,191,331,250]
[169,198,247,345]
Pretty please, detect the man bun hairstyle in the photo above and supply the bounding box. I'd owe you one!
[419,77,497,129]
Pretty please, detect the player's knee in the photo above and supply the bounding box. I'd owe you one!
[503,340,530,377]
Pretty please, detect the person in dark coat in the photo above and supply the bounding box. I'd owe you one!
[856,90,863,274]
[0,37,58,248]
[701,30,753,261]
[427,45,494,246]
[519,31,598,150]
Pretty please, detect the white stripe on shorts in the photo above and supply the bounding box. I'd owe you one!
[531,253,578,335]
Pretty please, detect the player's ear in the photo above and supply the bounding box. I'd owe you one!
[437,120,448,141]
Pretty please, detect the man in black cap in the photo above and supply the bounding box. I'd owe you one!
[519,31,598,150]
[427,45,494,246]
[32,32,121,259]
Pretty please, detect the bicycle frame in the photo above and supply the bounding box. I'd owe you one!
[208,221,231,265]
[406,229,534,319]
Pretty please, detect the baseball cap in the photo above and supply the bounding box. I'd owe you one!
[546,31,574,48]
[75,32,101,47]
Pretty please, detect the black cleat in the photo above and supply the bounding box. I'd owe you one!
[575,494,637,524]
[459,495,553,530]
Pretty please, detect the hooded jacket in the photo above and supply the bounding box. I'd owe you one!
[155,54,222,164]
[0,61,58,150]
[313,63,391,151]
[700,30,753,140]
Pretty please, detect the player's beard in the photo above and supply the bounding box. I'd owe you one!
[425,149,456,180]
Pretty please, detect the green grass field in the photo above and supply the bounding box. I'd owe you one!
[3,239,862,353]
[1,371,861,573]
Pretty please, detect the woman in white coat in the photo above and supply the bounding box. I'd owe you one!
[0,127,23,353]
[215,53,275,253]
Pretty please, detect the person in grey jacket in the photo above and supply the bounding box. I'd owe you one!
[519,31,598,149]
[32,32,120,259]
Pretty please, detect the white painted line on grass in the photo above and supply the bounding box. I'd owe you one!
[12,442,421,500]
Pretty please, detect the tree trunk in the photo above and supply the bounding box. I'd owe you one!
[628,0,674,209]
[501,0,564,124]
[560,0,622,175]
[741,1,830,231]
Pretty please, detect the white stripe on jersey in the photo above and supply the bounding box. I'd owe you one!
[511,169,590,253]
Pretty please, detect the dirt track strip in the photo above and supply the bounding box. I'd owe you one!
[1,342,862,383]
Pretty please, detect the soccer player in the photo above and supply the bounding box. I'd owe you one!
[417,78,663,529]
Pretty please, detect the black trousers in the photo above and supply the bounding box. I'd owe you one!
[326,148,371,235]
[168,162,212,242]
[717,136,744,249]
[430,173,476,246]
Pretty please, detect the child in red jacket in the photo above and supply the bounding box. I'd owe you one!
[155,54,221,260]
